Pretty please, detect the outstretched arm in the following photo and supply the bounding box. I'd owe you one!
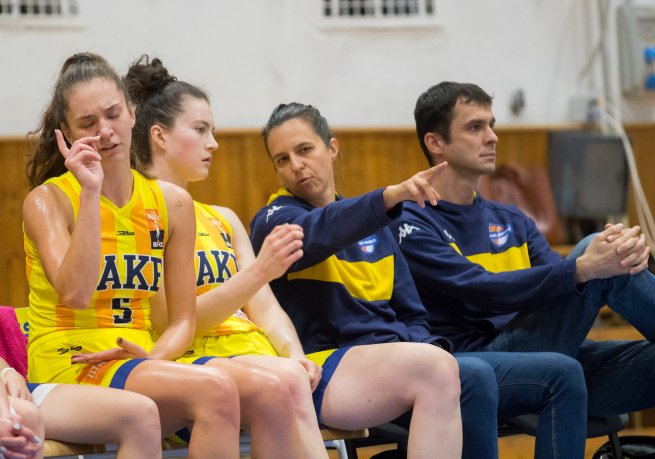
[251,163,448,270]
[382,162,447,210]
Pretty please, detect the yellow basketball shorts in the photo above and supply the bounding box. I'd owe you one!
[28,328,154,388]
[176,330,278,364]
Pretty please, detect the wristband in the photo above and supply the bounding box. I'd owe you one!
[0,367,16,380]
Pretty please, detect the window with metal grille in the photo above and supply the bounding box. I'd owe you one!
[0,0,79,24]
[322,0,437,28]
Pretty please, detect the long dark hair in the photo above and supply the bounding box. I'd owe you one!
[123,55,209,174]
[26,52,127,188]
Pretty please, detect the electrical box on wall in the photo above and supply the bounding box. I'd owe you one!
[617,2,655,95]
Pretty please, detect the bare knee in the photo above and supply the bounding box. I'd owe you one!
[116,394,161,442]
[241,367,295,418]
[413,346,461,403]
[270,359,312,401]
[193,368,240,427]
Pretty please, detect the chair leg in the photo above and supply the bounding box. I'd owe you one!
[327,439,349,459]
[608,431,623,459]
[344,439,359,459]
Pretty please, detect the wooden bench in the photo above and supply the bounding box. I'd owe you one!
[41,427,368,458]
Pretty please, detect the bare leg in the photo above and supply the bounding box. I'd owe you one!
[39,385,161,459]
[8,397,44,459]
[235,355,328,458]
[123,360,240,459]
[319,343,462,459]
[205,357,319,459]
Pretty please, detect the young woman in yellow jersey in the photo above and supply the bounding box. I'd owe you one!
[23,53,242,459]
[123,56,329,459]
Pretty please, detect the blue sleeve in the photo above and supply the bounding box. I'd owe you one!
[251,189,401,271]
[397,209,579,314]
[524,217,568,266]
[388,236,452,349]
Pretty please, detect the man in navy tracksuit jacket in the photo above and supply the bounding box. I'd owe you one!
[393,81,655,457]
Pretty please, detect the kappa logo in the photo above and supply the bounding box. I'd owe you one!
[489,223,512,247]
[358,235,379,253]
[397,223,420,244]
[266,205,284,223]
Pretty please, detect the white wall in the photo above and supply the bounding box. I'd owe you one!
[0,0,654,136]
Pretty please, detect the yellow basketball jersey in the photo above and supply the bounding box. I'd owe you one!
[194,202,261,336]
[25,170,167,383]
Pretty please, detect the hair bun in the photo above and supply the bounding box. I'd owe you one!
[123,55,177,105]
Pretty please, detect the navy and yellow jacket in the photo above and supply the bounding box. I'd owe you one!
[392,195,580,352]
[250,188,450,354]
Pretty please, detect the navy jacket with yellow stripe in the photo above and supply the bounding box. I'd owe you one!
[250,188,450,354]
[393,196,581,352]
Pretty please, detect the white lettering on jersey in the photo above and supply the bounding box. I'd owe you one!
[266,205,284,223]
[398,223,420,244]
[443,229,456,242]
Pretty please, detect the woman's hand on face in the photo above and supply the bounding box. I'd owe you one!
[254,224,304,281]
[383,162,448,210]
[55,129,104,192]
[70,337,149,365]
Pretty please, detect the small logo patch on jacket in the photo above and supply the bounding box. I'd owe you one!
[358,235,379,253]
[489,223,512,247]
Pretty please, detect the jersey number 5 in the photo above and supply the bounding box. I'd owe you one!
[112,297,133,325]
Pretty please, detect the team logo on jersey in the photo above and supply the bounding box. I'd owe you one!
[206,218,233,248]
[145,209,165,249]
[489,223,512,247]
[443,228,456,242]
[266,205,284,223]
[220,232,233,249]
[358,235,379,253]
[397,223,420,244]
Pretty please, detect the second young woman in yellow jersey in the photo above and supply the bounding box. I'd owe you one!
[123,56,330,458]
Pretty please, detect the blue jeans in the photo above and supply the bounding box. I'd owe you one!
[393,353,587,459]
[485,234,655,418]
[457,352,587,459]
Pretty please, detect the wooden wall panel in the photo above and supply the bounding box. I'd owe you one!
[0,137,32,308]
[1,125,654,307]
